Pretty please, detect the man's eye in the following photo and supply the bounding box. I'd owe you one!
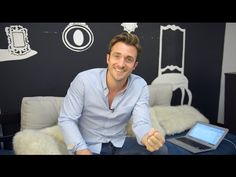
[126,58,134,63]
[114,55,121,59]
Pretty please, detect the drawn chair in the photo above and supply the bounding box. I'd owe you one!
[152,24,192,105]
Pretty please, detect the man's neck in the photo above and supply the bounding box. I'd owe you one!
[107,78,127,109]
[107,76,128,93]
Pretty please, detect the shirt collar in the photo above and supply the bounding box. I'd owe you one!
[102,68,131,96]
[102,69,109,96]
[102,69,108,89]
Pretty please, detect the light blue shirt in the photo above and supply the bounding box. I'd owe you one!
[58,68,151,154]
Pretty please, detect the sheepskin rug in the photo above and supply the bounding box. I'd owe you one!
[13,105,209,154]
[127,105,208,137]
[150,105,209,135]
[13,126,68,155]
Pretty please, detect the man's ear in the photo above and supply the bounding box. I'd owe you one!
[106,54,110,64]
[133,61,138,70]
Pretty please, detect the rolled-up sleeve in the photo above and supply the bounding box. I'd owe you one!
[131,84,152,145]
[58,76,88,153]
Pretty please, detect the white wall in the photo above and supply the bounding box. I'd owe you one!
[218,23,236,124]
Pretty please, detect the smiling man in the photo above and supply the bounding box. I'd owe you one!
[58,32,168,155]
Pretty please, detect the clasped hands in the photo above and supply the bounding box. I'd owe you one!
[141,128,165,152]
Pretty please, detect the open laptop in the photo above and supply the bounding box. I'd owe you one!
[167,121,229,153]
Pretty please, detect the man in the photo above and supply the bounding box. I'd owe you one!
[58,32,168,155]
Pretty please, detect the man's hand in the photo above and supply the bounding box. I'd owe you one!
[141,128,165,152]
[75,149,93,155]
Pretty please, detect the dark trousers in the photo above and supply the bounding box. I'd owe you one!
[99,137,168,155]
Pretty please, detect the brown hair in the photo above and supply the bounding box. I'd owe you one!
[107,32,142,60]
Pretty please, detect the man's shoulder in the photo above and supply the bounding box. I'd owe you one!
[130,73,147,86]
[75,68,105,78]
[72,68,105,84]
[80,68,105,75]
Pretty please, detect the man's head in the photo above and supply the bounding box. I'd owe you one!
[107,32,142,61]
[106,32,142,84]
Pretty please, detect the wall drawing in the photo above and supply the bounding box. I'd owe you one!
[0,25,37,62]
[62,23,94,52]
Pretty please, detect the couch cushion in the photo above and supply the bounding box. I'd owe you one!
[21,96,64,130]
[149,84,173,107]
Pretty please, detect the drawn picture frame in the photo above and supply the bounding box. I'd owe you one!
[5,25,31,56]
[62,23,94,52]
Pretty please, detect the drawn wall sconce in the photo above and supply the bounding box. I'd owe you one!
[121,23,138,33]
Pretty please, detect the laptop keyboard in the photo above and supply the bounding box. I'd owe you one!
[176,137,211,150]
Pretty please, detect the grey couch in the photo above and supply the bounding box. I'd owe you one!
[13,84,209,154]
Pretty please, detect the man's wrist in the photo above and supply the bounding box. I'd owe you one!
[75,149,92,155]
[67,143,88,154]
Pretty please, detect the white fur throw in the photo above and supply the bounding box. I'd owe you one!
[13,126,68,155]
[13,105,209,154]
[150,105,209,135]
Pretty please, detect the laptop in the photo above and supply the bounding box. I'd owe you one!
[167,121,229,153]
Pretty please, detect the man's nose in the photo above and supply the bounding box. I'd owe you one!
[117,58,125,67]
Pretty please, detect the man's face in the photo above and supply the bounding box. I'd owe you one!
[106,42,138,83]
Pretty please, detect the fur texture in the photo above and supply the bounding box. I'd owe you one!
[150,105,209,135]
[13,105,209,154]
[13,126,68,155]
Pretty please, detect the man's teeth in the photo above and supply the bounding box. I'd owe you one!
[116,69,123,72]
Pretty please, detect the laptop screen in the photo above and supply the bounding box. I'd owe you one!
[188,123,227,145]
